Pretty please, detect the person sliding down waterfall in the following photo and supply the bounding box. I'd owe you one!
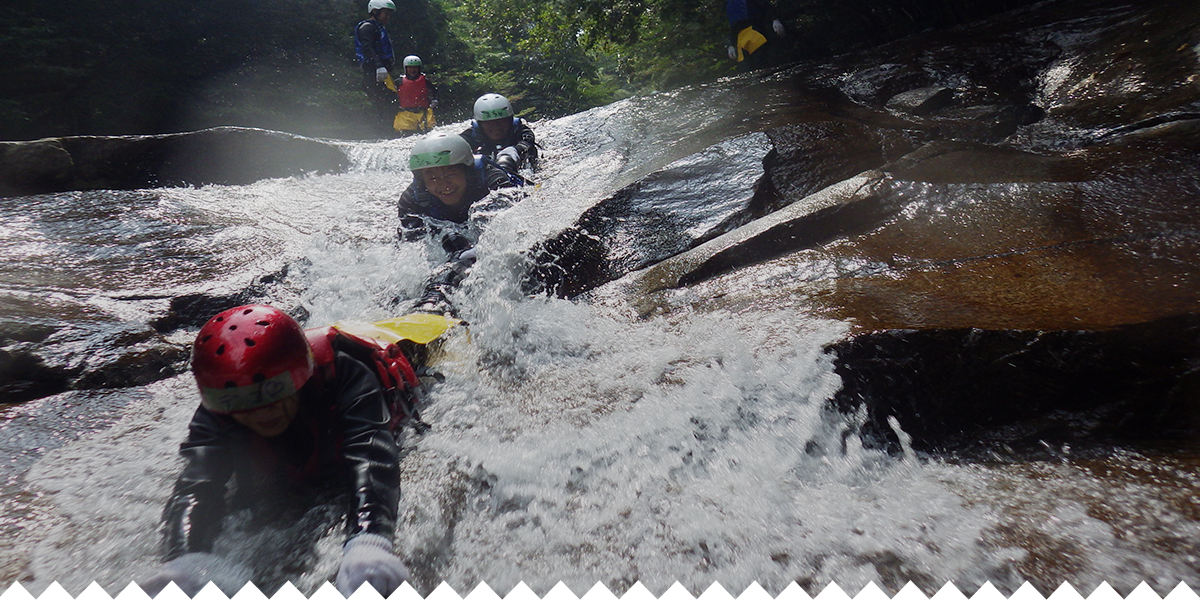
[397,132,526,315]
[140,305,428,597]
[460,93,538,174]
[392,55,439,134]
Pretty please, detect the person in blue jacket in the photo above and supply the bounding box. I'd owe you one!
[139,305,411,596]
[460,94,538,174]
[725,0,785,71]
[354,0,399,136]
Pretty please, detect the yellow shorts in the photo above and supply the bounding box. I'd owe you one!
[736,26,768,62]
[394,108,436,133]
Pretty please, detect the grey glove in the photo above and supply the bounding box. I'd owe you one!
[132,566,198,600]
[772,19,785,36]
[335,534,408,596]
[727,45,738,60]
[430,99,439,109]
[139,553,251,597]
[376,67,389,82]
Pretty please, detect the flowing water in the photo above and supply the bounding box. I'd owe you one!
[2,72,1199,598]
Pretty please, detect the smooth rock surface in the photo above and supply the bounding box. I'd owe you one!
[0,126,348,197]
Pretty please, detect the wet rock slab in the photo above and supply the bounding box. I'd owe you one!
[0,126,348,198]
[0,295,189,403]
[584,0,1200,453]
[0,268,303,404]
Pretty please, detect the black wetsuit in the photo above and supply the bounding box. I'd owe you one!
[161,352,400,559]
[459,118,538,172]
[396,158,521,242]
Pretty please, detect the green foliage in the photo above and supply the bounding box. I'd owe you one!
[0,0,1038,139]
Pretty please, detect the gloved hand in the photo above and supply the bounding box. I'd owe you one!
[376,67,389,82]
[132,564,198,600]
[495,147,521,173]
[727,45,738,60]
[454,247,477,263]
[441,230,472,255]
[772,19,785,36]
[133,552,248,600]
[429,99,439,109]
[335,534,408,596]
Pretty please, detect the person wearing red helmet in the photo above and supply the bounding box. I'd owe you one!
[141,305,410,597]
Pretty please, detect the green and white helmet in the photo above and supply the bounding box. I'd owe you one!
[403,55,423,67]
[473,93,514,122]
[367,0,395,13]
[409,132,473,171]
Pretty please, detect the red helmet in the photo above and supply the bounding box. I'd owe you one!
[192,305,315,414]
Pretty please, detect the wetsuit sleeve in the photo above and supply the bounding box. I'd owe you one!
[483,162,518,190]
[459,130,481,153]
[332,353,401,542]
[161,408,236,560]
[727,0,745,45]
[512,122,537,165]
[397,181,429,240]
[356,21,387,71]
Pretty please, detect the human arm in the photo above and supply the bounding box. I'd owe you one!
[397,181,431,241]
[331,353,407,594]
[139,552,251,597]
[459,130,481,153]
[501,121,537,170]
[748,0,783,35]
[356,21,392,72]
[482,161,523,189]
[160,408,236,560]
[333,353,401,540]
[727,0,746,46]
[142,410,242,596]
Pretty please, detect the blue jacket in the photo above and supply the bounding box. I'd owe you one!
[726,0,778,44]
[354,19,394,71]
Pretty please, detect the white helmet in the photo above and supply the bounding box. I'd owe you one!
[367,0,395,13]
[403,55,422,67]
[473,93,514,122]
[409,133,474,171]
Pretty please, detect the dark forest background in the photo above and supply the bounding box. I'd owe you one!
[0,0,1035,141]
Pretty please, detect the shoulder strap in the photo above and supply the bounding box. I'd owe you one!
[305,326,340,384]
[306,324,433,434]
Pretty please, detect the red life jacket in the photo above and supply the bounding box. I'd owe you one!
[244,327,425,486]
[396,74,432,109]
[304,326,427,433]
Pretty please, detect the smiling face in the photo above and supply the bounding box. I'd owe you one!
[420,165,469,206]
[231,394,299,437]
[479,118,512,142]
